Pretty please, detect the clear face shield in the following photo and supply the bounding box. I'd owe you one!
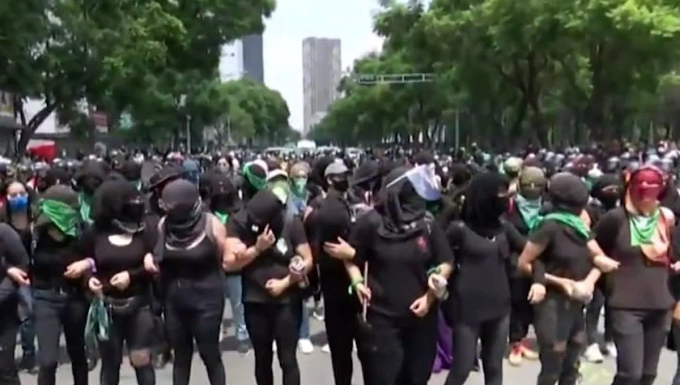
[385,165,441,201]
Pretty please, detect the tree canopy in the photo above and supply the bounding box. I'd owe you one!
[312,0,680,148]
[0,0,292,152]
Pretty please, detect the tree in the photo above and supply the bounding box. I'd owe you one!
[1,0,275,153]
[317,0,680,148]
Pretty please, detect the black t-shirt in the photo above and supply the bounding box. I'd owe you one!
[530,219,593,283]
[350,211,454,318]
[595,206,675,309]
[82,227,154,298]
[228,216,307,304]
[447,220,525,323]
[31,229,82,290]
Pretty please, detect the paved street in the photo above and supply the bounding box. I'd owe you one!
[18,310,679,384]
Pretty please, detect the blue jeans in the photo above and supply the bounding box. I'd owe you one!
[17,286,35,357]
[224,275,249,342]
[299,301,310,339]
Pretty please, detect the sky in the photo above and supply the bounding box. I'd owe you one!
[263,0,385,131]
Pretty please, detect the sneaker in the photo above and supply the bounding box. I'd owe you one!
[604,342,617,358]
[273,341,277,352]
[321,343,331,353]
[298,339,314,354]
[508,343,523,366]
[312,304,325,321]
[583,343,604,363]
[520,339,539,360]
[237,341,250,354]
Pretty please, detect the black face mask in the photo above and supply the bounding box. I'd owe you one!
[491,196,510,217]
[121,201,146,223]
[331,178,349,192]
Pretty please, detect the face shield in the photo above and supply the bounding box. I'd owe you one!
[386,165,441,201]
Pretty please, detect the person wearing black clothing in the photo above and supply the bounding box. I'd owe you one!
[518,172,611,385]
[145,163,182,369]
[145,179,227,385]
[199,171,249,352]
[83,180,156,385]
[444,172,525,385]
[505,166,545,366]
[32,185,92,385]
[307,160,366,385]
[594,166,678,385]
[341,167,454,385]
[225,188,313,385]
[583,174,621,362]
[2,180,38,372]
[0,221,30,385]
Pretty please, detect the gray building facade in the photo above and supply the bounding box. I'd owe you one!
[302,37,342,135]
[242,34,264,83]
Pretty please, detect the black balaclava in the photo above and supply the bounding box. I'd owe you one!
[310,156,334,192]
[93,179,145,234]
[591,173,621,210]
[148,164,182,215]
[201,171,238,215]
[161,179,205,246]
[350,160,380,203]
[460,172,509,238]
[119,160,142,187]
[233,189,286,239]
[376,167,427,239]
[548,172,590,215]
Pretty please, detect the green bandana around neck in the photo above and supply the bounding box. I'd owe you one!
[426,200,441,215]
[40,199,79,237]
[515,195,542,230]
[215,211,229,224]
[291,178,308,197]
[78,193,93,224]
[629,209,660,247]
[539,212,590,239]
[245,166,267,191]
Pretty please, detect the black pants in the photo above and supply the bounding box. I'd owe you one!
[610,308,671,385]
[244,301,302,385]
[362,309,437,385]
[34,290,89,385]
[165,279,226,385]
[100,303,156,385]
[324,294,368,385]
[585,288,613,345]
[0,297,20,385]
[533,292,585,385]
[509,277,533,344]
[445,314,508,385]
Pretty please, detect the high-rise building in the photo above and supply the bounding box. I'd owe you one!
[242,34,264,83]
[219,34,264,83]
[302,37,342,135]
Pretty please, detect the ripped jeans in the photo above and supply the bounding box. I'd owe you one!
[534,291,586,385]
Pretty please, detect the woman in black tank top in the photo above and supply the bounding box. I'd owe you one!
[148,180,228,385]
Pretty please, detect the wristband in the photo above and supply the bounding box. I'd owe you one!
[348,277,364,295]
[427,266,441,276]
[86,258,97,273]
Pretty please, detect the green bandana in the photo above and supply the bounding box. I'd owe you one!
[134,180,142,191]
[245,166,267,191]
[40,199,79,237]
[630,209,660,247]
[539,212,590,239]
[291,177,308,198]
[79,193,93,224]
[85,297,110,351]
[215,211,229,224]
[515,195,542,230]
